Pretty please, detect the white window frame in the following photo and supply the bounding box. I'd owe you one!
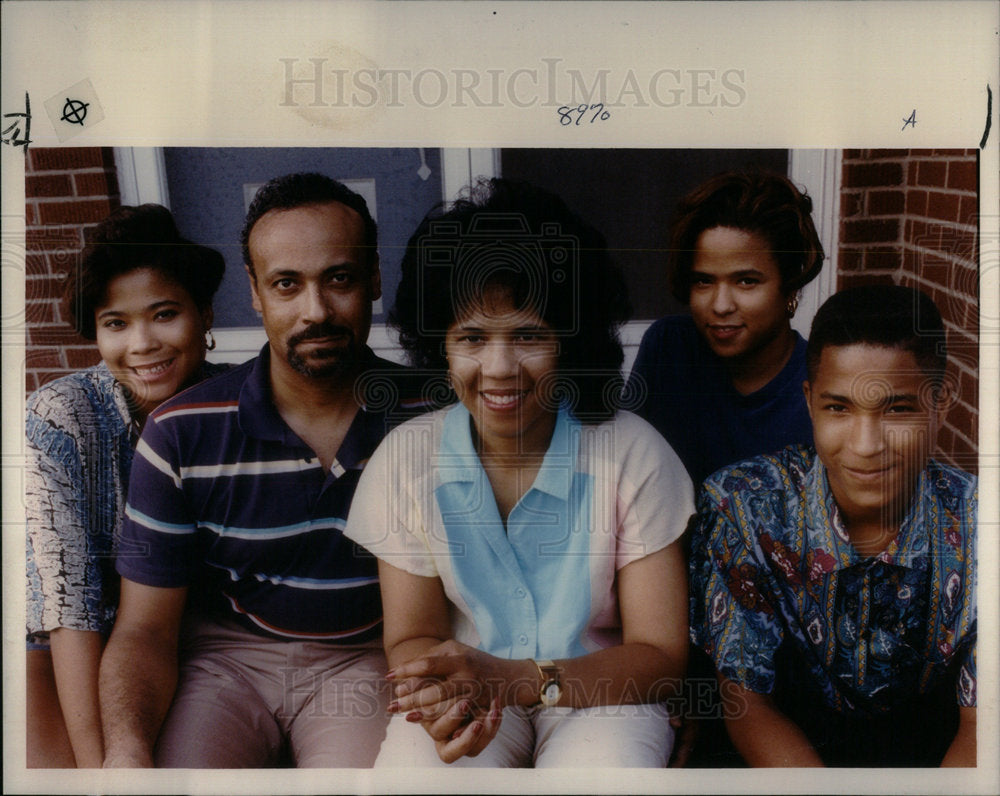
[113,147,839,368]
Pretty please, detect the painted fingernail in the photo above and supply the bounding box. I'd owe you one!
[385,669,397,680]
[387,701,400,713]
[471,721,483,735]
[405,711,423,722]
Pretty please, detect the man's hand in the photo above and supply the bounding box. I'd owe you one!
[99,580,187,768]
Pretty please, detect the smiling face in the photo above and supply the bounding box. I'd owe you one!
[247,201,380,383]
[804,344,938,548]
[95,267,210,418]
[689,226,792,366]
[445,290,560,456]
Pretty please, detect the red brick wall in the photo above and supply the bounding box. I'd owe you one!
[839,149,979,472]
[25,147,120,393]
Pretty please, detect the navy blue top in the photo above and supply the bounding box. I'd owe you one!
[627,315,813,486]
[118,345,428,642]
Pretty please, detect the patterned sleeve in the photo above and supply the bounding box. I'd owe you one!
[957,642,976,707]
[343,417,440,578]
[955,477,977,708]
[116,412,200,587]
[688,479,784,694]
[25,384,113,635]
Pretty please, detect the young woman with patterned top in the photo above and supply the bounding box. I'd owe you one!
[26,204,226,767]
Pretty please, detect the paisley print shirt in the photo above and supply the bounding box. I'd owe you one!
[689,446,976,714]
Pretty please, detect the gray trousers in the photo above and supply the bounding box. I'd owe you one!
[154,618,389,768]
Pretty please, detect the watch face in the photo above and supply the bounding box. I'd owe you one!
[541,680,561,706]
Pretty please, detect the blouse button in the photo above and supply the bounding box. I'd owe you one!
[518,634,528,645]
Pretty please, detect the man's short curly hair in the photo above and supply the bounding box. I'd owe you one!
[240,172,377,273]
[668,169,824,303]
[64,204,225,340]
[391,178,632,420]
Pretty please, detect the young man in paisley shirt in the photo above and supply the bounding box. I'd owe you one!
[689,285,976,766]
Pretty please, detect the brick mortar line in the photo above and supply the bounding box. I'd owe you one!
[906,286,978,307]
[942,329,979,349]
[942,318,978,334]
[907,272,978,286]
[942,425,978,451]
[903,218,979,233]
[841,183,978,199]
[944,354,979,370]
[836,267,897,275]
[955,366,979,386]
[948,402,979,422]
[902,246,978,267]
[843,154,976,162]
[906,271,978,291]
[904,188,978,198]
[904,217,979,232]
[843,184,978,194]
[950,359,979,375]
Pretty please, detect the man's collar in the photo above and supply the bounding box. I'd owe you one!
[237,343,380,449]
[806,453,927,570]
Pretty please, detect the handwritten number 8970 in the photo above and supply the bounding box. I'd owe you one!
[558,103,611,126]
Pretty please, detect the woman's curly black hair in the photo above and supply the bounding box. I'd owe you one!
[391,178,632,421]
[64,203,225,340]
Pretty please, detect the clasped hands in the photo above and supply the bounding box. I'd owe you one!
[386,640,537,763]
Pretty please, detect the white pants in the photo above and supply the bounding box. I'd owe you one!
[374,702,674,768]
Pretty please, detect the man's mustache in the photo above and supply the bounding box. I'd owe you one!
[289,322,354,347]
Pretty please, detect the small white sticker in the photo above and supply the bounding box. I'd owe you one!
[44,78,105,142]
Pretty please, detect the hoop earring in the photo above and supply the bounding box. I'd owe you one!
[205,329,217,351]
[785,295,799,317]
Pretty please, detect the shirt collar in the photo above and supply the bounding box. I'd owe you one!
[238,345,296,444]
[876,469,928,568]
[436,402,578,500]
[237,344,380,465]
[806,451,927,571]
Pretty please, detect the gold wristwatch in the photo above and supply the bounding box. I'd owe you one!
[531,659,562,707]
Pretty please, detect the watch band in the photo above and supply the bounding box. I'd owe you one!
[531,658,562,707]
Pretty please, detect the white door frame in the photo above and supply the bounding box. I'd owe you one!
[788,149,841,338]
[113,147,838,366]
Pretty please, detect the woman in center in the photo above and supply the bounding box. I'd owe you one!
[345,179,692,767]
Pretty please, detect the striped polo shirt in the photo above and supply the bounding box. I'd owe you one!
[118,345,427,643]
